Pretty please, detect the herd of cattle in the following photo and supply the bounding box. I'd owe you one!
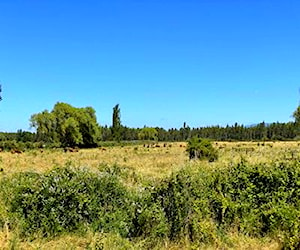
[1,143,186,154]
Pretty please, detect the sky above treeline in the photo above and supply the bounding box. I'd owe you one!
[0,0,300,132]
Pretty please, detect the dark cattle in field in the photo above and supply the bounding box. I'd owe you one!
[11,149,23,154]
[64,147,79,153]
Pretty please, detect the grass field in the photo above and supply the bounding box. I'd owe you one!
[0,141,299,249]
[1,141,299,177]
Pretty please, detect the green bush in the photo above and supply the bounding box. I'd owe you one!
[153,169,215,243]
[207,160,300,248]
[4,166,135,237]
[186,137,218,161]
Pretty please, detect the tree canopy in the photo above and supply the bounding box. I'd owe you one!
[138,127,158,141]
[30,102,100,147]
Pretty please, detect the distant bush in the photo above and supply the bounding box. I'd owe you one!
[0,140,45,151]
[186,137,218,161]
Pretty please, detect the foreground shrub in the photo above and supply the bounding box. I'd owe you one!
[152,161,300,248]
[4,166,135,237]
[153,168,216,244]
[208,160,300,249]
[1,161,299,248]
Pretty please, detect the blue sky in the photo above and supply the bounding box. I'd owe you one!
[0,0,300,132]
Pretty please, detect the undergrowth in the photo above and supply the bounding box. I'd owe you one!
[0,160,299,249]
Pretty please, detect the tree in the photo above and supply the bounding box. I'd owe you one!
[293,106,300,124]
[111,104,121,141]
[138,127,158,141]
[293,105,300,137]
[186,137,218,162]
[30,102,100,147]
[0,84,2,101]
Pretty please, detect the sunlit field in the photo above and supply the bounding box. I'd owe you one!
[0,141,299,249]
[1,141,299,178]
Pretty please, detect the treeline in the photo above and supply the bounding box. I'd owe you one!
[0,121,298,147]
[102,121,298,142]
[0,102,299,150]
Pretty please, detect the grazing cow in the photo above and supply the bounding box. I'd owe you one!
[64,147,79,153]
[11,149,23,154]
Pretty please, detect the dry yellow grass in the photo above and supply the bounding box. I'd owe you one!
[0,141,299,179]
[0,230,281,250]
[0,142,189,179]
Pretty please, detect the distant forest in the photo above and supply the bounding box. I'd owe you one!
[0,101,299,149]
[102,121,298,142]
[0,121,298,144]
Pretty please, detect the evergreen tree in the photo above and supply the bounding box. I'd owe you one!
[111,104,122,141]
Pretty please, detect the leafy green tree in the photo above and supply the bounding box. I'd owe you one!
[111,104,121,141]
[30,102,100,147]
[186,137,218,161]
[138,127,158,141]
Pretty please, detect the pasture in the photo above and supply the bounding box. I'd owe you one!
[0,141,299,249]
[1,141,299,177]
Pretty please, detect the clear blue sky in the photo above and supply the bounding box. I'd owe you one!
[1,0,300,132]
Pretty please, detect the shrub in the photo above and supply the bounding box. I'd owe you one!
[4,166,135,237]
[152,168,215,244]
[186,137,218,161]
[207,160,300,248]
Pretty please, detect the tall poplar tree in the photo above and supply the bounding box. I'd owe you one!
[111,104,121,141]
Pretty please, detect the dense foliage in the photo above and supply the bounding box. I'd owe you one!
[186,137,218,161]
[30,102,100,148]
[101,121,299,142]
[1,161,299,249]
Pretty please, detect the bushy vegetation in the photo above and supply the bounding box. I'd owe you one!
[30,102,101,148]
[186,137,218,161]
[0,160,299,249]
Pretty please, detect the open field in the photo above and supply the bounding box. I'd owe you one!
[1,141,299,178]
[0,141,299,249]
